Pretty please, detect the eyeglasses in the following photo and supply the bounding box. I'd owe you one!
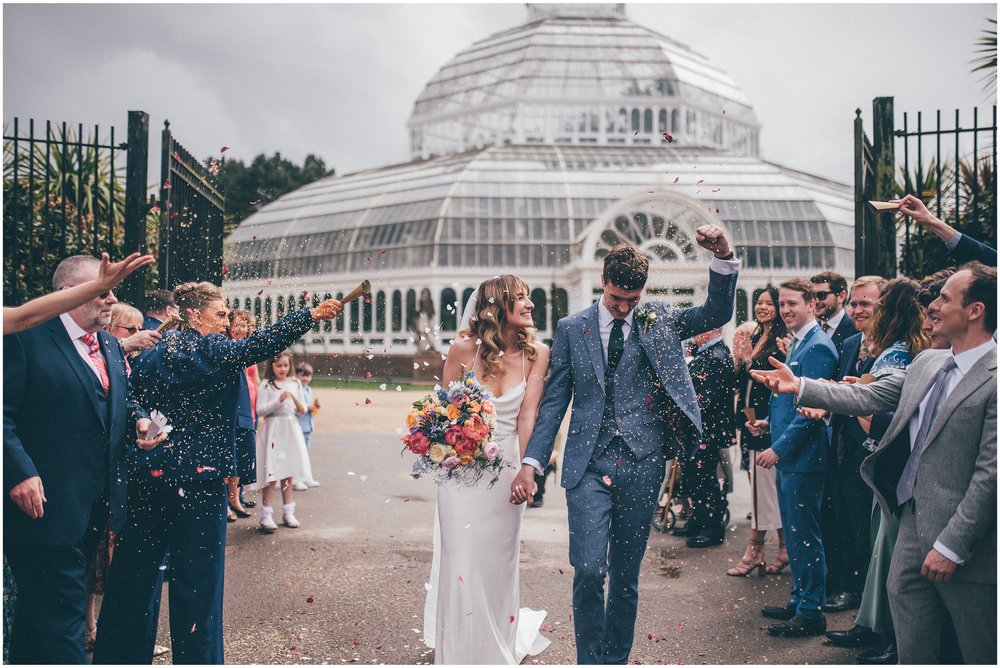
[116,325,141,334]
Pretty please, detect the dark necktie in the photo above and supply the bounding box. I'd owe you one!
[81,333,110,395]
[608,319,625,370]
[896,357,958,506]
[822,322,830,334]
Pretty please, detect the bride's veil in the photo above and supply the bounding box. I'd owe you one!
[457,282,482,333]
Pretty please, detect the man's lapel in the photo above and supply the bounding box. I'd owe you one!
[922,348,997,451]
[100,331,124,426]
[790,325,818,364]
[581,303,606,392]
[48,318,103,421]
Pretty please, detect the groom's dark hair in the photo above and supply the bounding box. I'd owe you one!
[602,245,649,291]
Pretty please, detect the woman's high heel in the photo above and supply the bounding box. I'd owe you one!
[766,545,789,574]
[726,539,766,577]
[229,502,251,519]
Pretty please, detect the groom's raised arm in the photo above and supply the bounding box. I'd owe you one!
[522,318,574,475]
[673,226,740,341]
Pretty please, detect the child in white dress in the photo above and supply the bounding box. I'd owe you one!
[252,351,314,531]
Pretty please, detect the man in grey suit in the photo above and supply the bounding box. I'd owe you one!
[510,228,739,664]
[751,261,996,664]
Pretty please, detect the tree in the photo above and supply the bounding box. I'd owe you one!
[213,152,335,233]
[971,18,997,97]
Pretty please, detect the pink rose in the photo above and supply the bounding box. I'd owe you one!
[407,431,430,456]
[483,442,500,461]
[481,400,495,414]
[442,456,461,470]
[452,394,468,406]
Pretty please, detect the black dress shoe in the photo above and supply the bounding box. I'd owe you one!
[825,624,878,647]
[768,615,827,637]
[686,532,724,548]
[670,522,702,537]
[823,591,863,613]
[761,603,797,620]
[857,641,897,664]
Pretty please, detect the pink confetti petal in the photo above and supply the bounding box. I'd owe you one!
[220,146,230,153]
[673,176,679,184]
[662,131,674,143]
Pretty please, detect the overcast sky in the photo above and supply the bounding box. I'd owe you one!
[4,2,996,189]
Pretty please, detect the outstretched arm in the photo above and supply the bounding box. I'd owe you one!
[673,225,739,340]
[752,356,905,416]
[4,252,154,334]
[894,194,997,266]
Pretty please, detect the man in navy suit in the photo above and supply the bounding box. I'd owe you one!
[747,278,838,637]
[141,289,177,332]
[3,255,162,664]
[895,194,996,267]
[511,227,739,664]
[810,272,855,355]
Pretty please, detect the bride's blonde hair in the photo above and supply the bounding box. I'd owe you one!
[459,275,538,380]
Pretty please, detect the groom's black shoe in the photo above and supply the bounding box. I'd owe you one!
[686,530,724,548]
[768,615,827,637]
[761,603,797,620]
[825,624,878,648]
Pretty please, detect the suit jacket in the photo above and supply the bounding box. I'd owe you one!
[830,332,874,469]
[142,315,164,332]
[129,308,315,481]
[688,340,737,456]
[827,311,857,355]
[525,267,738,489]
[769,325,839,473]
[952,233,997,267]
[4,318,143,544]
[800,347,997,584]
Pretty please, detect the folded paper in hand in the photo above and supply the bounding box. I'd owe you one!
[144,410,173,440]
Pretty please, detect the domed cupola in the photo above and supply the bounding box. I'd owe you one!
[408,3,760,160]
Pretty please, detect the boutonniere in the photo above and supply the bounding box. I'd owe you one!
[635,306,658,334]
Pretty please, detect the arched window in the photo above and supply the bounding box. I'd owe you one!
[323,293,333,332]
[335,292,344,333]
[264,297,273,327]
[671,109,680,134]
[349,297,360,333]
[440,288,458,331]
[375,291,386,332]
[460,287,476,328]
[631,108,640,133]
[312,293,321,333]
[659,109,668,133]
[362,292,373,332]
[551,288,569,331]
[643,109,653,134]
[530,288,547,331]
[298,294,307,310]
[253,297,262,323]
[276,295,285,321]
[391,290,402,332]
[244,297,251,313]
[406,289,417,333]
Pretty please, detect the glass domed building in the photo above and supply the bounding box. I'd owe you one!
[223,3,852,358]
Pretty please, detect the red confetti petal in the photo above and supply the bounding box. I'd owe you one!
[365,398,372,405]
[673,176,679,184]
[163,179,171,189]
[697,179,704,184]
[150,469,163,478]
[172,151,181,162]
[221,266,230,276]
[509,615,516,623]
[190,623,197,633]
[712,188,721,192]
[363,372,373,380]
[220,146,230,153]
[306,596,314,603]
[583,328,591,335]
[257,289,264,296]
[662,131,674,143]
[352,641,360,647]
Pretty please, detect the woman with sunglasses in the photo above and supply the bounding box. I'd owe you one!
[107,304,162,357]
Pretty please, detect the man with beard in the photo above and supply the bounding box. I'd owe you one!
[4,255,164,663]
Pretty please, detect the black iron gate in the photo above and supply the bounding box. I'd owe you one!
[2,111,150,307]
[157,121,225,290]
[855,97,997,279]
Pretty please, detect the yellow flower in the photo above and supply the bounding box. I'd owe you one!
[446,404,461,421]
[428,443,448,464]
[459,451,475,465]
[406,410,421,429]
[469,401,481,413]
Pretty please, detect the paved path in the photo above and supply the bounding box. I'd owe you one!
[146,387,860,664]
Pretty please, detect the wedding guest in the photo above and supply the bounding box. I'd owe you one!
[224,309,259,520]
[108,303,161,357]
[295,362,321,488]
[731,320,758,474]
[4,254,161,664]
[676,328,735,548]
[252,352,314,530]
[93,283,341,664]
[727,287,787,576]
[748,279,838,637]
[810,272,856,353]
[3,252,153,335]
[893,194,997,266]
[142,289,177,331]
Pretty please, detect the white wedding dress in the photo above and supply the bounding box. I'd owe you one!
[422,356,550,664]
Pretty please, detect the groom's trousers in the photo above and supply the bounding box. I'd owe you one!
[566,437,665,664]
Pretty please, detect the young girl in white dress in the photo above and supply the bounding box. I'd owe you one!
[253,351,314,532]
[422,275,552,664]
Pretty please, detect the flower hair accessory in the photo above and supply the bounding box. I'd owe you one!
[635,306,658,334]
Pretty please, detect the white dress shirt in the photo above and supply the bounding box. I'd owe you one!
[59,312,107,385]
[823,309,846,335]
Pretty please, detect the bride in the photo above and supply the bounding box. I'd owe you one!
[422,274,552,664]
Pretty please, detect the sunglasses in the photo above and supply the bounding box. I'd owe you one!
[117,325,141,334]
[814,291,832,300]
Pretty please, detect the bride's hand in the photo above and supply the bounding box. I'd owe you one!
[510,465,536,505]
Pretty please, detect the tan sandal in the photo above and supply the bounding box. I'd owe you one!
[766,544,789,574]
[726,539,766,577]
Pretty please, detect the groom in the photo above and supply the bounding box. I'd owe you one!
[511,226,739,664]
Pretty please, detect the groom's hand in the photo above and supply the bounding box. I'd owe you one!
[510,465,536,505]
[695,224,732,258]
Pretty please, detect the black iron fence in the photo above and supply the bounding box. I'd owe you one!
[157,121,225,289]
[2,114,150,305]
[855,97,997,279]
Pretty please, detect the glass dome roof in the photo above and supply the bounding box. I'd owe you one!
[408,4,759,160]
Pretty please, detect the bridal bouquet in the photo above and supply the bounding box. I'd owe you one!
[401,371,508,487]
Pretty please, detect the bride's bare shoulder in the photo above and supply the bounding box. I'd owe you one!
[447,335,478,364]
